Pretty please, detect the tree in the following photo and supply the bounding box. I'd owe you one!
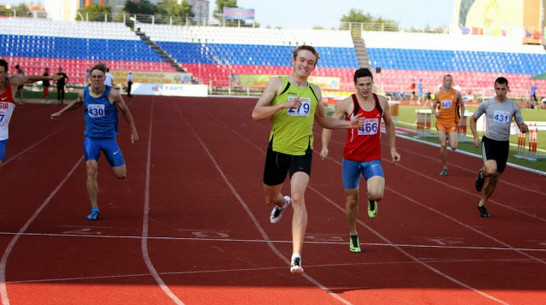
[213,0,237,24]
[161,0,194,18]
[340,8,398,32]
[124,0,158,16]
[76,3,112,22]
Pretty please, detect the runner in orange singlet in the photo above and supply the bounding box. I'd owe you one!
[431,74,465,176]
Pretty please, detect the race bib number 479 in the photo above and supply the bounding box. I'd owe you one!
[358,118,380,135]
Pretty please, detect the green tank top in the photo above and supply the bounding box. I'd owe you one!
[269,76,319,155]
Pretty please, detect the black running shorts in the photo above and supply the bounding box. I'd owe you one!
[481,136,509,173]
[262,143,313,186]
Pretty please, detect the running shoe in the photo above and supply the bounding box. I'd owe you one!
[367,198,378,218]
[477,204,490,218]
[87,210,99,220]
[350,235,361,253]
[439,169,448,176]
[475,169,485,192]
[270,196,290,223]
[290,256,304,275]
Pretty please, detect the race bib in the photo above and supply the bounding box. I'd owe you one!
[0,102,10,125]
[87,104,105,118]
[493,110,510,124]
[441,99,452,109]
[358,118,380,135]
[287,97,311,117]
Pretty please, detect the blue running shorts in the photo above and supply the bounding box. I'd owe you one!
[342,158,384,189]
[0,139,7,162]
[83,137,125,167]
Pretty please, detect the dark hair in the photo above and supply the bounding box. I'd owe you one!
[495,76,508,86]
[354,68,373,83]
[0,59,7,73]
[90,62,107,75]
[292,45,320,65]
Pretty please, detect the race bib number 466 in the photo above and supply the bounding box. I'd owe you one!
[493,110,510,124]
[358,118,380,135]
[287,97,311,117]
[88,104,105,118]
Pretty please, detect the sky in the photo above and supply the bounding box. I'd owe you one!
[235,0,455,30]
[2,0,455,30]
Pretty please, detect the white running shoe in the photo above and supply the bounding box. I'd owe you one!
[290,256,304,275]
[270,196,290,223]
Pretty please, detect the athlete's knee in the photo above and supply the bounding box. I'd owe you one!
[291,193,305,207]
[368,191,383,202]
[86,163,98,179]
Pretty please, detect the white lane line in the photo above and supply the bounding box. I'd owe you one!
[177,104,353,305]
[0,156,83,305]
[1,232,545,253]
[141,102,185,305]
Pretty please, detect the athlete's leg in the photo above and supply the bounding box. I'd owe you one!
[448,130,458,151]
[263,183,286,208]
[438,130,448,170]
[345,188,359,236]
[111,164,127,179]
[367,176,385,202]
[289,171,309,256]
[86,160,99,208]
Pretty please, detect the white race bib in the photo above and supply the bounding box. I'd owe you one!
[441,99,453,109]
[286,97,311,117]
[87,104,105,118]
[493,110,510,124]
[358,118,380,135]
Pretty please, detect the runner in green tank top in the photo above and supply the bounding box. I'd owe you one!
[252,45,365,275]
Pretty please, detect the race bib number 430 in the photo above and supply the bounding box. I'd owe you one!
[358,118,380,135]
[287,97,311,117]
[88,104,105,118]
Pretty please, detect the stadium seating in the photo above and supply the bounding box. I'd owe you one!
[363,31,546,98]
[0,18,175,84]
[1,17,545,99]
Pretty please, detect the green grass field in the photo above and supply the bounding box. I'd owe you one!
[394,105,546,173]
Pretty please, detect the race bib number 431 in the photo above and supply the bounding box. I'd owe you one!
[493,110,510,124]
[358,118,380,135]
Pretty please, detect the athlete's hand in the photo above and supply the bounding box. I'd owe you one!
[391,148,401,162]
[350,113,365,128]
[284,98,302,110]
[50,112,61,120]
[320,147,329,160]
[520,123,529,133]
[473,136,481,148]
[130,130,139,143]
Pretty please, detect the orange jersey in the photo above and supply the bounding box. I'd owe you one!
[436,88,460,124]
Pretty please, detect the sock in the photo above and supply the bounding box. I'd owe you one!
[91,206,99,212]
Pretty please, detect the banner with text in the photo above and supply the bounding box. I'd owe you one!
[232,75,340,90]
[130,83,208,97]
[112,71,192,85]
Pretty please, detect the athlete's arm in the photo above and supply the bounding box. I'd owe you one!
[251,77,300,121]
[111,90,139,143]
[431,91,440,118]
[456,91,465,126]
[320,97,350,160]
[50,90,84,120]
[316,88,363,130]
[379,96,400,162]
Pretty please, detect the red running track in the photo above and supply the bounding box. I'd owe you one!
[0,96,544,305]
